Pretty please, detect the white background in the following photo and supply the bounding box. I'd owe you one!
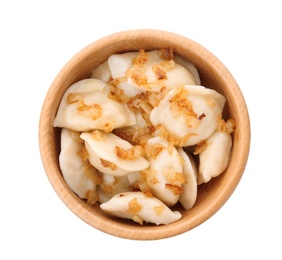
[1,0,281,259]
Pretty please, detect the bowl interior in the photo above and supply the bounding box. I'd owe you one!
[39,29,250,240]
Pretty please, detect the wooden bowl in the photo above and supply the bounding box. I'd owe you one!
[39,29,250,240]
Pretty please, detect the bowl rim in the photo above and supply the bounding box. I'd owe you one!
[39,29,251,240]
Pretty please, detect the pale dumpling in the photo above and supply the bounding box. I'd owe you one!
[90,60,112,83]
[80,131,150,176]
[108,52,138,79]
[115,81,143,98]
[126,50,197,92]
[108,52,144,98]
[53,78,136,132]
[98,174,130,204]
[145,136,184,207]
[177,148,198,210]
[59,128,98,202]
[150,85,226,146]
[196,130,232,185]
[173,54,201,85]
[100,192,182,225]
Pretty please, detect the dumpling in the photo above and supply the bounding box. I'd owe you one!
[59,128,98,204]
[90,60,112,83]
[58,78,106,94]
[113,80,143,98]
[125,50,197,92]
[150,85,226,146]
[108,52,138,79]
[53,78,136,132]
[127,171,141,184]
[144,136,184,206]
[173,54,201,85]
[195,119,234,184]
[80,131,150,176]
[177,148,198,210]
[107,52,144,98]
[100,192,182,225]
[97,174,130,204]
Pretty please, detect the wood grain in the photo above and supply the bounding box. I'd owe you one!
[39,29,250,240]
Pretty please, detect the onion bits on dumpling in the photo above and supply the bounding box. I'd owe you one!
[150,85,226,146]
[53,78,136,132]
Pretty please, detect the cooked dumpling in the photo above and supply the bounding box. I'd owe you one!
[53,78,136,132]
[114,80,143,98]
[127,171,141,184]
[163,62,197,90]
[100,192,182,225]
[144,136,184,207]
[59,128,98,203]
[90,60,112,83]
[177,148,198,210]
[126,50,197,92]
[196,119,234,184]
[59,78,106,94]
[108,52,144,98]
[173,54,201,85]
[80,131,150,176]
[98,174,130,204]
[150,85,226,146]
[108,52,138,79]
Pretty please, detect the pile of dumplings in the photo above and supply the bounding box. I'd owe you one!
[53,49,236,226]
